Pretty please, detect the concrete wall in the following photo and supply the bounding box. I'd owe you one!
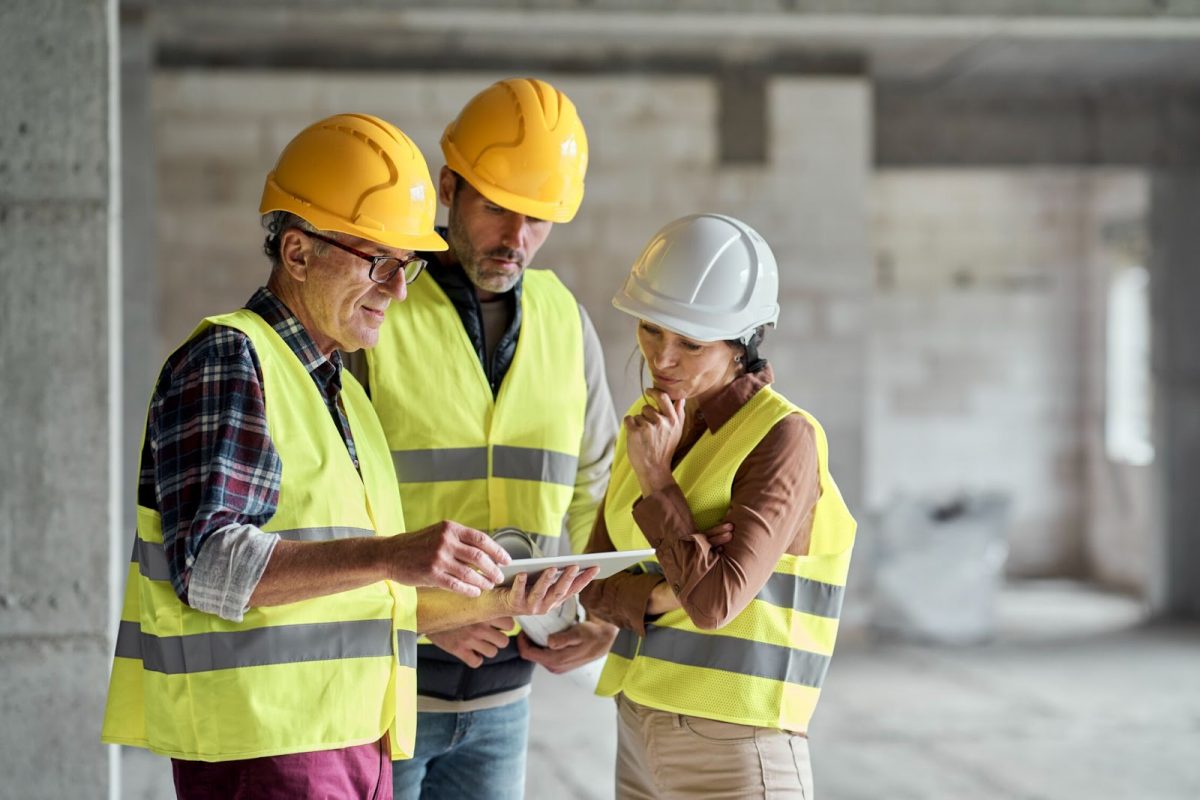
[0,1,118,798]
[877,89,1200,168]
[149,70,872,505]
[1080,172,1154,593]
[1149,170,1200,617]
[868,169,1150,579]
[121,7,159,536]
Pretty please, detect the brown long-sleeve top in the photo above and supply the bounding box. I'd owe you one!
[580,366,820,634]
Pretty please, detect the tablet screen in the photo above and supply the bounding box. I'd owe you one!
[499,548,657,585]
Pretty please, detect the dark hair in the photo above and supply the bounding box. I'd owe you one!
[260,211,322,268]
[728,326,769,373]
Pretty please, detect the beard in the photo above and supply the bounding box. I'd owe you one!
[446,210,526,295]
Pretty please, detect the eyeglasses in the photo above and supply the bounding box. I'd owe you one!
[300,230,427,285]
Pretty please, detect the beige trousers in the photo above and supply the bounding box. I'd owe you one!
[614,694,814,800]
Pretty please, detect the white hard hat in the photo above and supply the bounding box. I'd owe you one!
[613,213,779,343]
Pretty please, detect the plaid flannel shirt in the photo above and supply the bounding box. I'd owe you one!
[138,286,358,616]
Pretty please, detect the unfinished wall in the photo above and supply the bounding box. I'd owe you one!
[150,70,872,504]
[1080,172,1154,594]
[868,170,1104,577]
[1149,169,1200,618]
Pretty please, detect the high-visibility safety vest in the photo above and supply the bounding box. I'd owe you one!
[365,269,587,556]
[595,386,856,733]
[101,309,419,762]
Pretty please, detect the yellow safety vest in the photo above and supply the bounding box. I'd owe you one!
[101,308,419,762]
[595,386,856,733]
[365,269,588,556]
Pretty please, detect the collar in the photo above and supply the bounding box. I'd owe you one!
[693,364,775,433]
[245,286,342,381]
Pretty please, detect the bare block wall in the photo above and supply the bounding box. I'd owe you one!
[869,169,1149,580]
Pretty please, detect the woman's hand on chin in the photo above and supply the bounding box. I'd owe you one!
[625,389,686,496]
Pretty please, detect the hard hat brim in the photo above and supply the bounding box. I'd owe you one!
[613,291,736,344]
[260,184,449,252]
[442,143,581,224]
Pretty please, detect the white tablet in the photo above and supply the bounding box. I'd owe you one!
[500,548,656,585]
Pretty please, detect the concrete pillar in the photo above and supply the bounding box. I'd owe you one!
[121,2,158,532]
[0,0,120,797]
[765,77,872,511]
[1149,168,1200,619]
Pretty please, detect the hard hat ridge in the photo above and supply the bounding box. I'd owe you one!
[441,78,588,223]
[259,113,447,252]
[613,213,780,343]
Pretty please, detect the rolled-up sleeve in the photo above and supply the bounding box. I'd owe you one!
[148,328,282,617]
[187,523,280,622]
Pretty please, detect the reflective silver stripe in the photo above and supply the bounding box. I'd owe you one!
[641,625,831,688]
[639,562,663,576]
[492,445,578,487]
[115,619,143,659]
[391,446,577,485]
[611,628,639,660]
[131,527,373,583]
[114,618,395,674]
[396,630,418,669]
[392,448,488,483]
[274,526,372,542]
[629,563,841,619]
[756,573,845,619]
[132,537,171,582]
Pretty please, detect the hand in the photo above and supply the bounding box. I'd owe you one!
[387,520,510,597]
[428,618,515,668]
[517,620,618,674]
[702,522,734,550]
[502,565,600,617]
[646,580,682,616]
[625,390,686,496]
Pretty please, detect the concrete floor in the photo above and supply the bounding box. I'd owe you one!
[122,582,1200,799]
[527,581,1200,800]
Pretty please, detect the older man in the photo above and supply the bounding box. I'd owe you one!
[101,113,592,799]
[350,78,618,800]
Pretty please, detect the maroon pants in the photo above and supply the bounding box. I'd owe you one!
[172,736,391,800]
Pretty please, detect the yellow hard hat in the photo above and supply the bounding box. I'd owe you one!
[260,113,447,251]
[441,78,588,223]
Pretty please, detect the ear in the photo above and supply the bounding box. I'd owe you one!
[278,228,310,282]
[438,166,457,209]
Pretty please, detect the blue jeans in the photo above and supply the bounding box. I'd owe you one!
[392,698,530,800]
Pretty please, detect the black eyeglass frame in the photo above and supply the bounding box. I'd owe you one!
[299,229,427,285]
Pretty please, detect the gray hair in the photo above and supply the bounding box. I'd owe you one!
[261,211,326,269]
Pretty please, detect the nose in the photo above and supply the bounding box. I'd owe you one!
[382,268,407,302]
[498,213,529,251]
[649,341,677,370]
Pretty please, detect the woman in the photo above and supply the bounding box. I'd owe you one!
[580,214,856,799]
